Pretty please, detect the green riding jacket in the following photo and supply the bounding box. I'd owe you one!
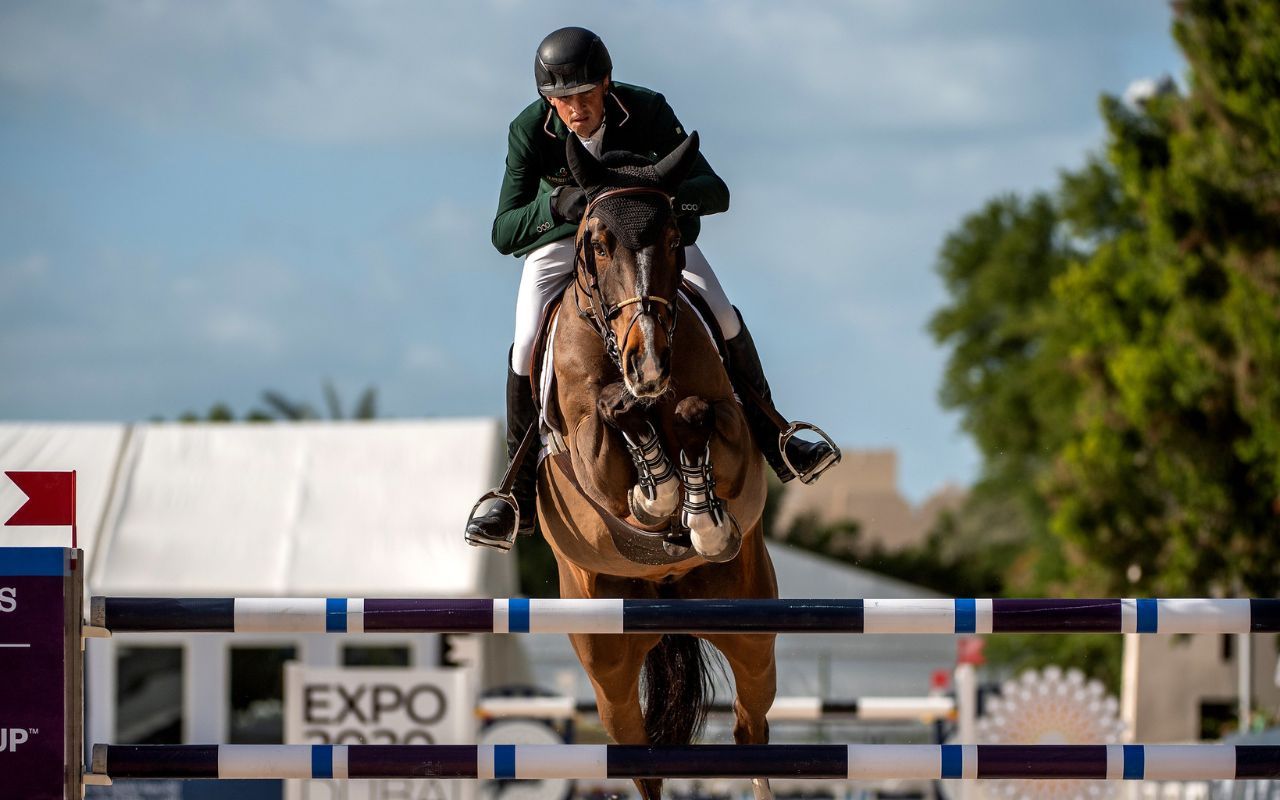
[491,82,730,258]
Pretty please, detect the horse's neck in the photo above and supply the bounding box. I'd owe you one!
[553,284,614,387]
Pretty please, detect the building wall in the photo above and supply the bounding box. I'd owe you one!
[1133,632,1280,741]
[773,447,966,550]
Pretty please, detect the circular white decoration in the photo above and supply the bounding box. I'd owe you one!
[975,666,1126,800]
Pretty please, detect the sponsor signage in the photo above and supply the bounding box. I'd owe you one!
[0,547,79,800]
[285,664,476,800]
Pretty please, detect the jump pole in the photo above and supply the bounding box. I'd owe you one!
[7,545,1280,798]
[91,743,1280,782]
[476,694,957,723]
[91,596,1280,635]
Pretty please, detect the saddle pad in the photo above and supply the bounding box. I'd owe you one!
[537,305,564,453]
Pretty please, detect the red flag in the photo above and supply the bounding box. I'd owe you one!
[956,635,986,666]
[5,471,76,528]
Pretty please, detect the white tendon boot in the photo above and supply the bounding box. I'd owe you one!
[622,422,681,526]
[678,447,742,563]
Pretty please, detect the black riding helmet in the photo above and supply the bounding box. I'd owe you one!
[534,27,612,98]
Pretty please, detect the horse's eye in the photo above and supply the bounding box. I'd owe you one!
[593,242,607,257]
[670,236,681,250]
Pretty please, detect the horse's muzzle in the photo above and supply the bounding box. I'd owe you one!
[626,375,670,400]
[624,347,670,400]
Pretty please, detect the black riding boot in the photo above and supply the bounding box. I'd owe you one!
[725,308,840,484]
[464,356,539,551]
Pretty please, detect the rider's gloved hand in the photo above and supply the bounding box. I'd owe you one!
[550,186,587,223]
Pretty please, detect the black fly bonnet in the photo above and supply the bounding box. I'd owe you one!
[567,131,702,370]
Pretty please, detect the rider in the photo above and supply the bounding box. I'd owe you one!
[466,26,838,551]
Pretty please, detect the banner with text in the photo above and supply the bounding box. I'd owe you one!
[285,664,476,800]
[0,548,74,800]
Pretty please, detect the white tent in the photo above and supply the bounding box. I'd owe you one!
[1,419,521,748]
[2,419,515,597]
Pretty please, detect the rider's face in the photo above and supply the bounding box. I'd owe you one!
[547,80,608,138]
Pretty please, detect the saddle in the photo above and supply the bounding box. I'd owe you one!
[525,282,730,566]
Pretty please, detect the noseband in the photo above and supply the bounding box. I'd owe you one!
[573,186,681,372]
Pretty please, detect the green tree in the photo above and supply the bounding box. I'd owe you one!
[1045,0,1280,597]
[928,191,1082,595]
[257,381,378,421]
[167,381,378,423]
[931,0,1280,598]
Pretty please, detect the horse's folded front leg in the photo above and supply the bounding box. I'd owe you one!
[597,382,680,525]
[674,397,743,563]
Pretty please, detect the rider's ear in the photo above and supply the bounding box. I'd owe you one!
[654,131,699,192]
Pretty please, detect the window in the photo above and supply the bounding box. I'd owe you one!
[116,646,183,744]
[229,645,296,744]
[343,645,411,668]
[1200,700,1236,740]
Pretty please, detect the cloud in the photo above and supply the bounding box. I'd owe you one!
[0,2,517,143]
[0,253,49,298]
[0,1,1172,146]
[0,0,1180,497]
[201,308,285,354]
[401,343,448,373]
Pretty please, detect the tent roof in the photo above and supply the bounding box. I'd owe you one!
[0,420,516,598]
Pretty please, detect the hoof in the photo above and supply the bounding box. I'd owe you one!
[690,511,742,563]
[629,487,670,527]
[628,480,679,526]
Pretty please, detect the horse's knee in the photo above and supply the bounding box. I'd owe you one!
[597,381,649,438]
[673,396,714,454]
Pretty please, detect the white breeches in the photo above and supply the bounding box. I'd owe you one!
[510,239,741,375]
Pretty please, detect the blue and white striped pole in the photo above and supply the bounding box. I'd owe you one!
[92,597,1280,635]
[476,695,957,722]
[91,744,1280,781]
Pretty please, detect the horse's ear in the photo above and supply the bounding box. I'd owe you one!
[566,134,607,194]
[654,131,700,192]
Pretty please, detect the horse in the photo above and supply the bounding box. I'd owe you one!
[534,132,778,800]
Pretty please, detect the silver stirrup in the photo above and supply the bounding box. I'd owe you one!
[779,421,842,485]
[464,490,520,551]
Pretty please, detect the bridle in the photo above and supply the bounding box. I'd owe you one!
[573,186,682,372]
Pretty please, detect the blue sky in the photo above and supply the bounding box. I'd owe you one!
[0,1,1183,501]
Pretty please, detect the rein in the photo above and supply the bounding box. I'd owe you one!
[573,186,681,371]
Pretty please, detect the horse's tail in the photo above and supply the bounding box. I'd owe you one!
[642,633,713,746]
